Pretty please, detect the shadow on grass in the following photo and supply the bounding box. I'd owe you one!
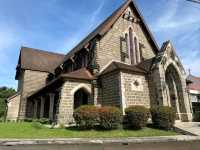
[66,125,126,132]
[66,124,159,132]
[146,123,175,132]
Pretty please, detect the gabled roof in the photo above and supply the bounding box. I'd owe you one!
[137,58,155,72]
[16,47,65,76]
[28,68,94,99]
[59,0,159,68]
[7,92,20,102]
[99,61,147,76]
[60,68,95,80]
[187,75,200,92]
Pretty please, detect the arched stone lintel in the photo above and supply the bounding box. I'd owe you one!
[71,84,92,96]
[163,59,185,78]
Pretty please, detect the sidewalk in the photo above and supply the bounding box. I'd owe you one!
[0,135,200,146]
[175,122,200,136]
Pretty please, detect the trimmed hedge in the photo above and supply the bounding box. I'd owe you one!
[73,105,99,129]
[99,106,122,130]
[150,106,176,130]
[125,106,149,129]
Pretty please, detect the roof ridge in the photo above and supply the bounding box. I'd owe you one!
[21,46,65,56]
[56,0,159,70]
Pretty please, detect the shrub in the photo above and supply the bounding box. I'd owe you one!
[193,111,200,122]
[150,106,176,130]
[125,106,149,129]
[73,105,99,129]
[99,106,122,130]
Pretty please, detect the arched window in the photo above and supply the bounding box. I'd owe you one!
[129,28,135,65]
[125,33,129,54]
[134,37,140,63]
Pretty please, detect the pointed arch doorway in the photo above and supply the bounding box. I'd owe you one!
[165,64,187,120]
[73,88,90,109]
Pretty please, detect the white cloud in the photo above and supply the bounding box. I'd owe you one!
[152,0,200,32]
[181,50,200,76]
[89,0,105,29]
[148,0,200,76]
[57,0,106,53]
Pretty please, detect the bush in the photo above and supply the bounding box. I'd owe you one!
[150,106,175,130]
[193,111,200,122]
[99,106,122,130]
[125,106,149,129]
[73,105,99,129]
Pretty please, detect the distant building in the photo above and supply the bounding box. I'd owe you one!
[6,0,193,124]
[187,75,200,113]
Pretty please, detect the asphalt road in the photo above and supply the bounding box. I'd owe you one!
[0,141,200,150]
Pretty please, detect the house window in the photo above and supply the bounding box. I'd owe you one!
[126,27,140,65]
[198,95,200,102]
[125,33,129,54]
[139,43,144,61]
[134,37,140,63]
[129,28,135,65]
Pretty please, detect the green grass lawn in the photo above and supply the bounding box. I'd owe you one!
[0,122,178,139]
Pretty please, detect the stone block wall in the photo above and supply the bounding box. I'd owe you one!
[57,80,92,124]
[120,71,151,109]
[100,71,121,108]
[18,70,49,119]
[96,7,155,71]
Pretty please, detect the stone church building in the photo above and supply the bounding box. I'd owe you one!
[7,0,193,124]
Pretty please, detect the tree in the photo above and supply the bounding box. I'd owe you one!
[0,87,16,118]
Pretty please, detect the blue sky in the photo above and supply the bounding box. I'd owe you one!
[0,0,199,89]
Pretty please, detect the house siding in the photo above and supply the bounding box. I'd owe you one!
[100,71,121,108]
[18,70,49,119]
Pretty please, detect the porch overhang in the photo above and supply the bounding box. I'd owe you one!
[28,68,95,99]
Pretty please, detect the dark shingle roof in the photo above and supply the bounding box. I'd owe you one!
[99,61,147,76]
[28,68,94,98]
[60,68,95,80]
[137,58,155,72]
[187,75,200,91]
[17,47,65,73]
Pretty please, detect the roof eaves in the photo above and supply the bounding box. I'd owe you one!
[56,0,160,71]
[131,0,159,53]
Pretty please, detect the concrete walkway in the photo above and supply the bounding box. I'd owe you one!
[175,122,200,136]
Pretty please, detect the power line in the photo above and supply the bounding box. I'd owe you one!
[186,0,200,4]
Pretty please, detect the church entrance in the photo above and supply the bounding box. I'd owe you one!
[74,88,89,110]
[165,64,186,120]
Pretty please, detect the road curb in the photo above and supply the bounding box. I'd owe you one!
[0,135,200,146]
